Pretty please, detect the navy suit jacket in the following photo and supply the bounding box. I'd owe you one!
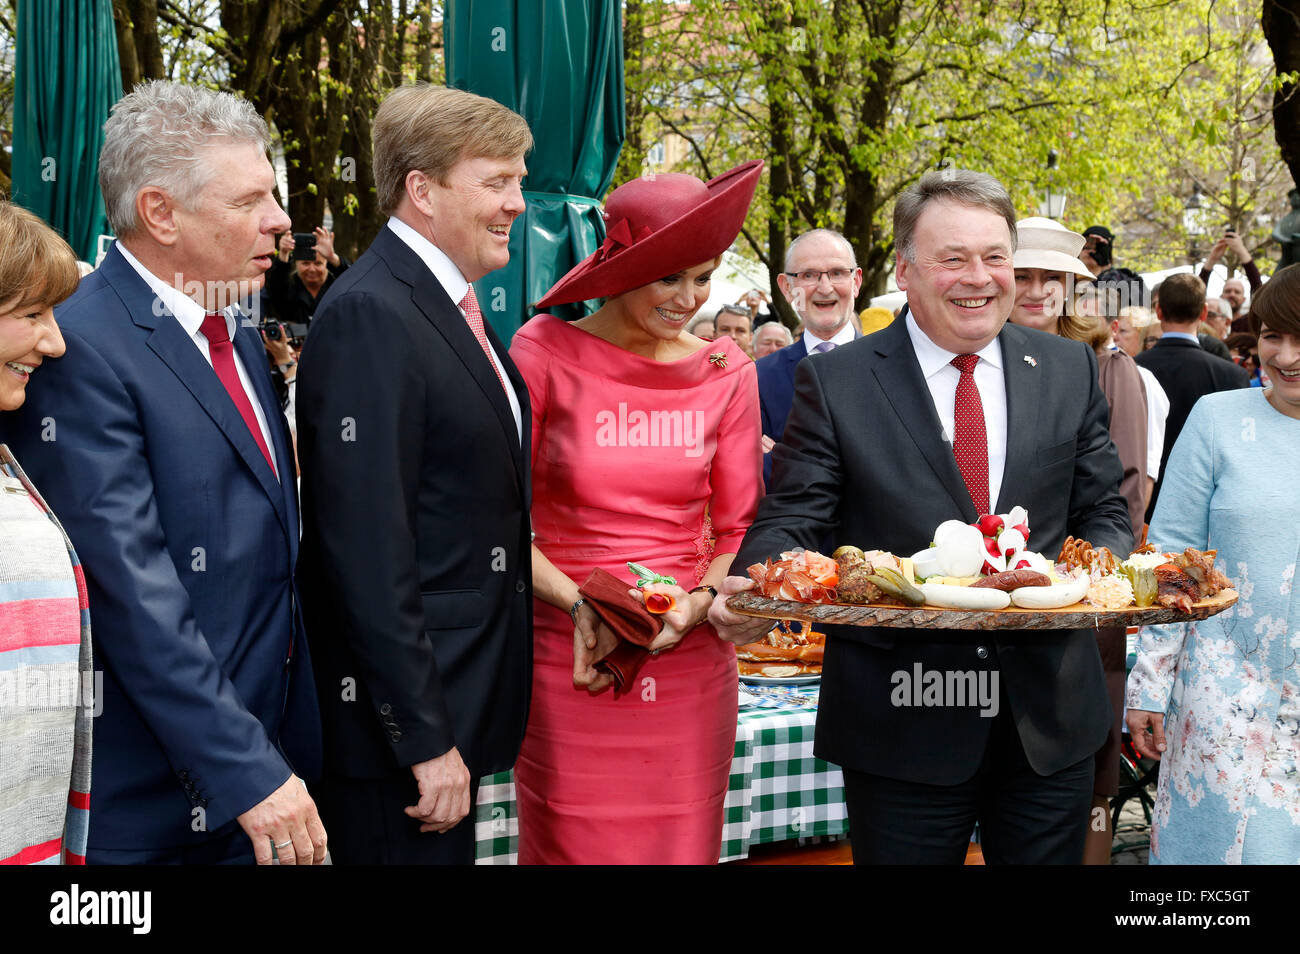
[735,319,1131,784]
[756,331,860,487]
[0,244,320,850]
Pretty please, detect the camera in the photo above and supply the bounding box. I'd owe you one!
[263,319,284,342]
[291,232,318,261]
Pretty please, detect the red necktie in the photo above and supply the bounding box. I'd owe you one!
[950,353,989,515]
[199,313,276,475]
[460,285,508,393]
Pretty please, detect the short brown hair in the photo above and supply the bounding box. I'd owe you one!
[0,201,80,310]
[894,169,1017,263]
[372,84,533,215]
[1156,272,1205,323]
[1248,263,1300,337]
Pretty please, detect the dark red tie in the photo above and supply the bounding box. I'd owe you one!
[950,353,989,515]
[200,313,276,475]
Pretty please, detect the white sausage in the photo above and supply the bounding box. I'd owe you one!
[919,582,1012,610]
[1009,571,1090,609]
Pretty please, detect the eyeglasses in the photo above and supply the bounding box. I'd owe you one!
[784,268,855,285]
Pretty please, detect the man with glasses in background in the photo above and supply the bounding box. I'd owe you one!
[756,228,862,487]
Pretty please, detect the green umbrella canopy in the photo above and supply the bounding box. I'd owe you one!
[446,0,624,333]
[11,0,121,263]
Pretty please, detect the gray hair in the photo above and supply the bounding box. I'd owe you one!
[893,168,1018,263]
[99,80,270,236]
[784,228,857,271]
[755,322,793,345]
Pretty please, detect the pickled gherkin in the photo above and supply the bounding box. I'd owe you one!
[1120,563,1157,607]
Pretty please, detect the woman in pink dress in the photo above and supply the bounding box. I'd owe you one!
[510,161,764,864]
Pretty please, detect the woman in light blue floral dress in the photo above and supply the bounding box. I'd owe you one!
[1126,264,1300,864]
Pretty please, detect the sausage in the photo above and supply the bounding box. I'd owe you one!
[970,569,1051,591]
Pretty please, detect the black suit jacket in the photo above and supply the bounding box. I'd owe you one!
[294,226,532,780]
[734,319,1132,785]
[1137,336,1249,521]
[1197,332,1232,362]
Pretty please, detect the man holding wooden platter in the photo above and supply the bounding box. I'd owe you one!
[710,168,1134,864]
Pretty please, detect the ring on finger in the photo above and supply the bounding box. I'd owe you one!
[274,839,293,849]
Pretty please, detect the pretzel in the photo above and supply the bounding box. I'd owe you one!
[1057,536,1118,574]
[1057,536,1092,571]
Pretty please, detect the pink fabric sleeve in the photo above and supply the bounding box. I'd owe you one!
[508,334,549,474]
[709,361,763,555]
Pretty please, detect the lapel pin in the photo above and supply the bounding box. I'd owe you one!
[1023,355,1037,368]
[709,351,728,369]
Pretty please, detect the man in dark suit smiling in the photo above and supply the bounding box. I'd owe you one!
[711,169,1132,864]
[756,229,862,488]
[295,85,534,865]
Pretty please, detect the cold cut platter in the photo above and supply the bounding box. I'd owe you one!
[726,587,1238,631]
[727,509,1240,631]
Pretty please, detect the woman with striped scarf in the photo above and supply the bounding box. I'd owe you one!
[0,201,91,865]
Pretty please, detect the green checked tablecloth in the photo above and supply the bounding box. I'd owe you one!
[472,689,849,863]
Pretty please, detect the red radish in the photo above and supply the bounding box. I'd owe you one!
[977,514,1004,537]
[983,536,1001,558]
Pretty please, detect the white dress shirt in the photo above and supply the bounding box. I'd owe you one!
[387,216,523,445]
[802,319,858,357]
[117,242,279,479]
[1136,364,1169,480]
[905,312,1008,512]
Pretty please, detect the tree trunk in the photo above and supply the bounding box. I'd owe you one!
[1264,0,1300,191]
[112,0,164,90]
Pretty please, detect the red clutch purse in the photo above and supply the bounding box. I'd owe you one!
[577,567,664,695]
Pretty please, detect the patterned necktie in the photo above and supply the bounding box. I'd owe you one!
[812,340,836,354]
[199,313,276,475]
[459,285,507,393]
[950,353,989,515]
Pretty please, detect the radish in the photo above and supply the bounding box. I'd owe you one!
[997,527,1026,560]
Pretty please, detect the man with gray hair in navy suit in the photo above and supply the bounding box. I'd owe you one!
[755,228,862,488]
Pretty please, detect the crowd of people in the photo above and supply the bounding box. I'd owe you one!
[0,78,1295,867]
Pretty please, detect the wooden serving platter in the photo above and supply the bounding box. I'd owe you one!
[726,588,1238,631]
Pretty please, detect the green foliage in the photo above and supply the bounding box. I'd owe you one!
[629,0,1293,295]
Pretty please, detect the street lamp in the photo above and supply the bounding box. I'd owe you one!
[1039,150,1067,220]
[1184,183,1204,263]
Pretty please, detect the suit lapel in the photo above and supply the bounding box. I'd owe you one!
[102,247,290,532]
[991,323,1042,515]
[232,315,295,538]
[868,321,978,520]
[376,230,527,488]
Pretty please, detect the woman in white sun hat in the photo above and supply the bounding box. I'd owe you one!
[1009,216,1148,865]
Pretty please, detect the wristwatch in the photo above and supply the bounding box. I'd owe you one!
[690,584,718,599]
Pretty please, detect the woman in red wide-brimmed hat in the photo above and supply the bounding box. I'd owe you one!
[509,161,763,863]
